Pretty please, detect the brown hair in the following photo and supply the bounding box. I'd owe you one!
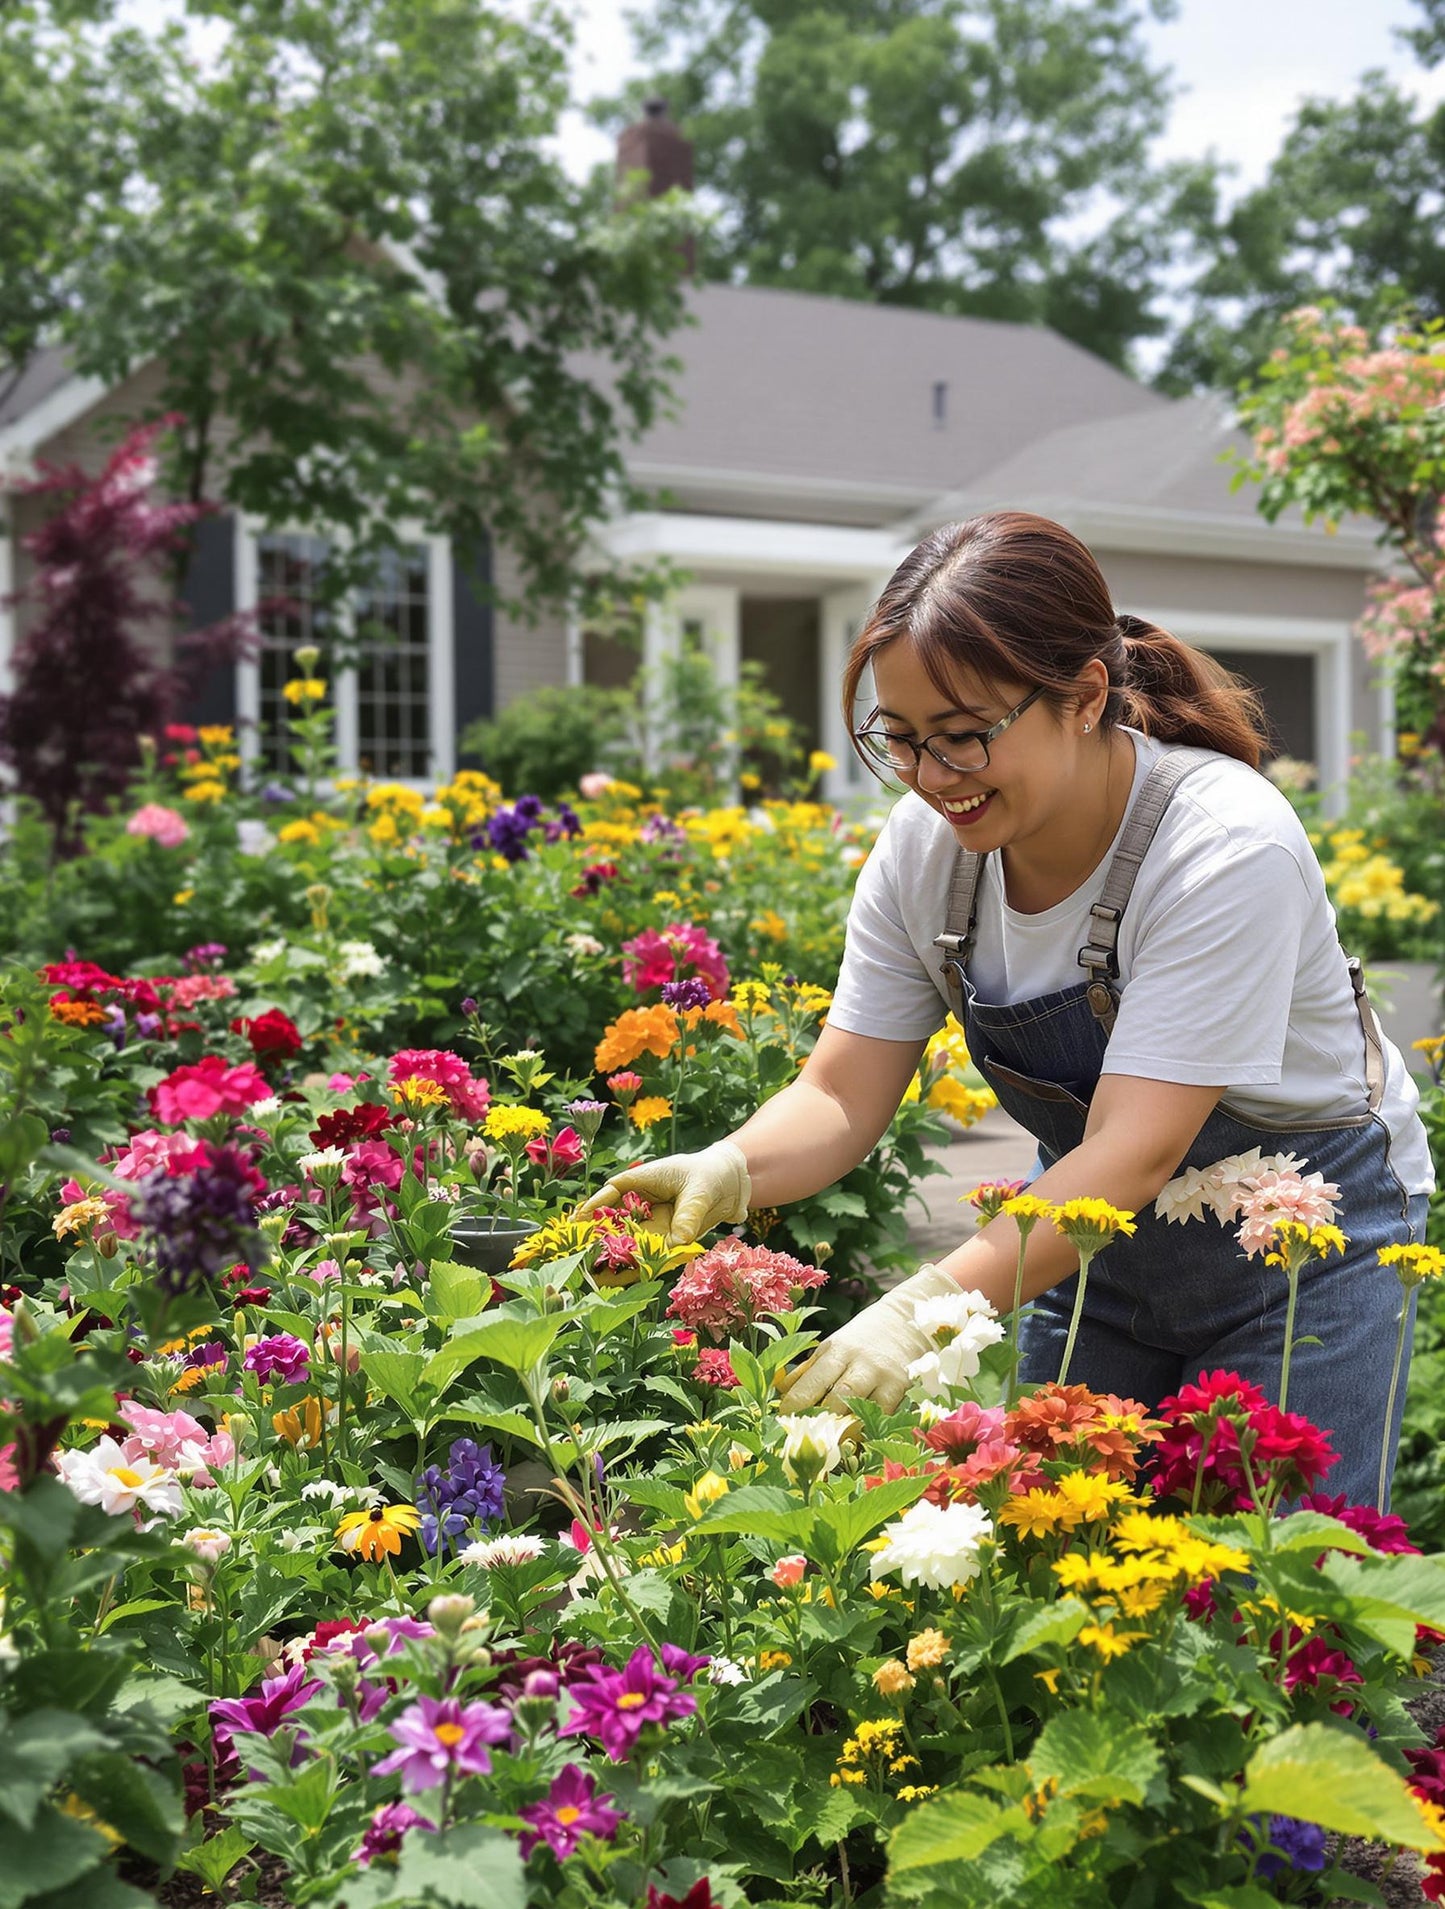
[843,511,1267,769]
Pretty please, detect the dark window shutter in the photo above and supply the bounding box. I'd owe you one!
[452,536,493,744]
[179,513,237,727]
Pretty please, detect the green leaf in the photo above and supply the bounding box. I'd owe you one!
[359,1347,427,1419]
[888,1788,1019,1871]
[0,1711,108,1830]
[1242,1723,1442,1848]
[423,1312,569,1386]
[716,1671,819,1736]
[0,1475,80,1567]
[426,1260,488,1321]
[25,1874,159,1909]
[691,1485,815,1547]
[1001,1597,1090,1664]
[0,1805,108,1909]
[1182,1888,1289,1909]
[390,1822,526,1908]
[811,1473,932,1557]
[71,1751,182,1867]
[1029,1711,1162,1806]
[173,1825,254,1894]
[1268,1511,1373,1555]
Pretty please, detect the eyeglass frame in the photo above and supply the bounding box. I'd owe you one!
[853,685,1047,778]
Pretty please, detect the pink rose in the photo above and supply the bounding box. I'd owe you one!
[127,803,190,849]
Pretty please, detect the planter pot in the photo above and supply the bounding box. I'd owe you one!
[449,1215,540,1275]
[1364,960,1444,1063]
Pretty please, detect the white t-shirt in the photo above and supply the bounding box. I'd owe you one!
[829,729,1434,1196]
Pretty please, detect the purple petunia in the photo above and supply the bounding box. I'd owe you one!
[518,1763,624,1860]
[244,1333,310,1386]
[133,1145,268,1297]
[1239,1814,1328,1879]
[414,1438,506,1557]
[355,1801,435,1866]
[560,1646,699,1762]
[372,1694,512,1793]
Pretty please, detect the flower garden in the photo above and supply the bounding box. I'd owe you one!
[6,695,1445,1909]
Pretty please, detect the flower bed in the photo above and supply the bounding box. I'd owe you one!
[7,960,1445,1909]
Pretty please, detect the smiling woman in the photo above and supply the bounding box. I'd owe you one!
[583,509,1435,1507]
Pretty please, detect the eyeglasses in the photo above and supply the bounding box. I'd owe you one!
[853,686,1045,777]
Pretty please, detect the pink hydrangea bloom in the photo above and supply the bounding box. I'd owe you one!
[666,1239,826,1339]
[621,922,729,1000]
[387,1050,490,1120]
[127,803,190,848]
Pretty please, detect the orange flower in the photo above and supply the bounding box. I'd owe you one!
[50,999,106,1027]
[682,999,743,1039]
[335,1502,421,1560]
[593,1004,680,1072]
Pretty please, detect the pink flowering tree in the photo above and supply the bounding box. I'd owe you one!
[1236,303,1445,744]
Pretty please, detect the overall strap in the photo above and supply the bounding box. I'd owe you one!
[1077,747,1217,1032]
[1346,956,1388,1114]
[932,849,985,1019]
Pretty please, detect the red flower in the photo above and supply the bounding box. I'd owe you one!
[524,1125,585,1174]
[1282,1630,1361,1697]
[693,1349,739,1389]
[231,1008,303,1060]
[150,1056,271,1124]
[308,1103,393,1149]
[622,922,729,999]
[1297,1493,1418,1555]
[646,1882,719,1909]
[571,862,619,898]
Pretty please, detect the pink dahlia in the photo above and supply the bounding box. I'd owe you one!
[621,922,729,1001]
[666,1239,825,1340]
[1234,1167,1341,1258]
[388,1049,490,1121]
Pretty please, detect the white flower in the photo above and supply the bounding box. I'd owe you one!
[300,1478,356,1508]
[426,1181,460,1204]
[249,1096,282,1121]
[248,937,288,967]
[181,1527,232,1564]
[915,1398,952,1427]
[275,1526,324,1554]
[565,932,605,958]
[337,939,385,980]
[906,1314,1005,1399]
[870,1500,994,1591]
[707,1654,748,1686]
[459,1533,546,1570]
[56,1437,184,1519]
[236,819,274,857]
[776,1410,852,1486]
[298,1146,346,1179]
[911,1287,998,1341]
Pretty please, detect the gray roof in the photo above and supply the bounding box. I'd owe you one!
[0,345,75,433]
[633,283,1169,516]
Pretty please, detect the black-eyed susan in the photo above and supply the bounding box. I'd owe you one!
[336,1502,422,1562]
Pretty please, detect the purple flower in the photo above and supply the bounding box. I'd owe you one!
[560,1646,697,1762]
[260,782,296,805]
[414,1438,506,1558]
[210,1661,321,1742]
[459,996,478,1017]
[186,1340,228,1370]
[102,1003,128,1049]
[544,801,582,843]
[133,1145,268,1297]
[355,1801,435,1866]
[135,1011,162,1039]
[1239,1815,1328,1879]
[518,1763,624,1860]
[485,804,537,863]
[244,1333,310,1386]
[660,978,712,1013]
[183,941,228,972]
[640,813,683,844]
[372,1695,512,1793]
[658,1642,711,1682]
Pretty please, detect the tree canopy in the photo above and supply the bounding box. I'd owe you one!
[0,0,695,624]
[597,0,1211,371]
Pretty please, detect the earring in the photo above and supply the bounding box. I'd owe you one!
[1083,722,1092,734]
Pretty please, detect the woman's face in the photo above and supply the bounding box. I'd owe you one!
[868,640,1099,855]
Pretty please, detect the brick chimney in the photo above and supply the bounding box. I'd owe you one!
[617,98,695,273]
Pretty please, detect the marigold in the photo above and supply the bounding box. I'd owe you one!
[1077,1623,1146,1660]
[872,1660,915,1698]
[998,1488,1075,1540]
[905,1628,950,1671]
[50,999,106,1028]
[482,1104,549,1143]
[282,677,327,704]
[184,779,228,804]
[628,1096,672,1131]
[593,1004,681,1072]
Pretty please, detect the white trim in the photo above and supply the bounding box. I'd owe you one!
[819,584,885,802]
[564,616,584,688]
[1140,604,1352,815]
[630,458,933,513]
[602,510,905,581]
[235,520,455,784]
[0,375,109,471]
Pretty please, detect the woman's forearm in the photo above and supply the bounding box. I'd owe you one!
[729,1077,881,1207]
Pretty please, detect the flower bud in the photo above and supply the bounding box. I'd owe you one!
[426,1592,476,1638]
[770,1554,807,1589]
[522,1668,559,1700]
[294,644,321,674]
[183,1527,232,1565]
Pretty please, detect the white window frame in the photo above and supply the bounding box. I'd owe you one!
[235,517,455,785]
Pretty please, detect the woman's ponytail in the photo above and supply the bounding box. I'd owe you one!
[1113,615,1268,769]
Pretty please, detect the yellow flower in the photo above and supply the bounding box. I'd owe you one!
[1077,1623,1146,1660]
[757,1649,792,1673]
[628,1095,672,1130]
[683,1470,731,1519]
[335,1503,422,1561]
[1050,1198,1137,1251]
[173,889,194,906]
[389,1076,452,1112]
[998,1488,1074,1539]
[512,1216,597,1266]
[906,1628,950,1671]
[198,724,234,749]
[278,819,322,847]
[272,1397,328,1449]
[750,910,788,942]
[872,1659,915,1697]
[1000,1192,1056,1226]
[483,1104,549,1142]
[1379,1241,1445,1286]
[184,779,227,804]
[808,750,837,774]
[1052,1470,1133,1524]
[282,677,327,705]
[53,1196,112,1240]
[896,1784,937,1803]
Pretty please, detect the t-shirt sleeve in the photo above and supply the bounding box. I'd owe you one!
[1102,839,1312,1087]
[827,814,950,1043]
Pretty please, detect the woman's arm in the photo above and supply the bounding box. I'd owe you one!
[731,1023,930,1207]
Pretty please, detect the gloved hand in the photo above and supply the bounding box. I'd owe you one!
[576,1139,752,1247]
[775,1262,965,1413]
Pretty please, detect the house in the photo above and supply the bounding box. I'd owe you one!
[0,106,1389,804]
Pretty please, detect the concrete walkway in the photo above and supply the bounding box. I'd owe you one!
[903,1105,1038,1265]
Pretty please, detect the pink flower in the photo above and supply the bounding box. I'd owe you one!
[621,922,730,1000]
[578,772,614,799]
[693,1348,739,1388]
[666,1240,826,1340]
[518,1763,624,1859]
[372,1696,512,1792]
[1233,1167,1341,1258]
[770,1555,807,1588]
[0,1307,12,1361]
[355,1802,435,1867]
[127,803,190,848]
[524,1126,585,1175]
[0,1445,17,1492]
[244,1334,310,1386]
[387,1050,489,1120]
[150,1056,270,1124]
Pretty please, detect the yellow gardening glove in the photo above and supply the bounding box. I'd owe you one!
[576,1139,752,1247]
[775,1262,965,1414]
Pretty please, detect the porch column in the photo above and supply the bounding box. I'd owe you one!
[819,582,884,804]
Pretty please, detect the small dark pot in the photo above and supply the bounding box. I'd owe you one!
[449,1215,540,1275]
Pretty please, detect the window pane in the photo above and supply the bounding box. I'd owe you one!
[256,533,331,776]
[357,544,430,778]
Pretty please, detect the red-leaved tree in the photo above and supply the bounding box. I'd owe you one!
[0,419,252,855]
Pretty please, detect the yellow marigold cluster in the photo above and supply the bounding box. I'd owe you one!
[483,1104,549,1143]
[1046,1511,1248,1631]
[902,1015,997,1129]
[432,769,502,831]
[996,1470,1139,1539]
[1319,830,1437,925]
[278,810,346,848]
[905,1628,950,1671]
[829,1716,921,1789]
[282,676,327,705]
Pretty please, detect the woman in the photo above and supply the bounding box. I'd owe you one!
[585,512,1433,1505]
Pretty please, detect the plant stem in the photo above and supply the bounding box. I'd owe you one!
[1278,1262,1300,1415]
[1378,1290,1410,1515]
[1055,1247,1094,1388]
[1005,1219,1033,1407]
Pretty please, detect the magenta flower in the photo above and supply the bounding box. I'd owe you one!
[621,922,729,999]
[371,1694,512,1792]
[210,1661,322,1740]
[243,1333,310,1386]
[355,1801,436,1866]
[518,1763,624,1859]
[560,1647,698,1762]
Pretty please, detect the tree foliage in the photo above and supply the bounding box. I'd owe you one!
[596,0,1210,371]
[0,0,695,625]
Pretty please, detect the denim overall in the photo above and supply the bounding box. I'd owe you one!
[934,747,1426,1506]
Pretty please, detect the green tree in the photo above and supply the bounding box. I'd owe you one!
[0,0,696,623]
[597,0,1212,370]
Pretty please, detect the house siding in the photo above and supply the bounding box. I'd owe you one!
[489,541,568,710]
